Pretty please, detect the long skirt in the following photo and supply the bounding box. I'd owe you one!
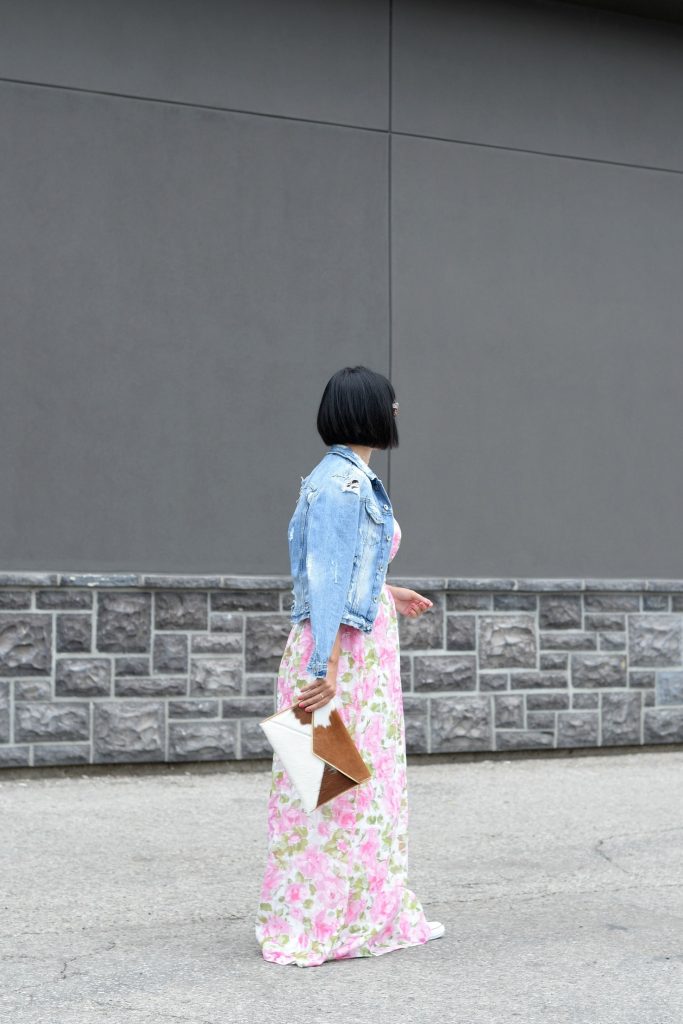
[254,567,431,967]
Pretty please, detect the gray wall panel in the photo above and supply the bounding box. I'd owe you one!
[391,133,683,578]
[0,0,389,129]
[0,82,388,573]
[393,0,683,170]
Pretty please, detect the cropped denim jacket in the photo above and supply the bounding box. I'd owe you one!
[288,444,394,678]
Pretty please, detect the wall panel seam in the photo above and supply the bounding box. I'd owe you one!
[390,128,683,178]
[4,75,683,179]
[0,76,390,137]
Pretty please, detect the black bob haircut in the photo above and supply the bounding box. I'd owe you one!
[316,365,399,451]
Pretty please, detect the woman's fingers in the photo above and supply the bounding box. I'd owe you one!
[301,697,328,711]
[298,682,335,709]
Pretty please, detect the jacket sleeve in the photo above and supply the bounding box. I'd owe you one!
[304,479,362,678]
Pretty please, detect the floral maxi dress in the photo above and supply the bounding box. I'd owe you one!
[255,516,431,967]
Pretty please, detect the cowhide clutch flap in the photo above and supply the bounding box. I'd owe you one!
[259,693,372,813]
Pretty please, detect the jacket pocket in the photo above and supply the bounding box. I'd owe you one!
[364,497,385,524]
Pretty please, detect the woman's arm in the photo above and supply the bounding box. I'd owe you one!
[387,583,433,618]
[298,626,343,712]
[304,481,361,678]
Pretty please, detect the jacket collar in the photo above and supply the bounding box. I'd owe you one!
[327,443,377,482]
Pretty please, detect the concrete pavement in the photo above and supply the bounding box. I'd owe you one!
[2,748,683,1024]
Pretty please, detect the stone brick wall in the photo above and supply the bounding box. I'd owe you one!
[1,572,683,768]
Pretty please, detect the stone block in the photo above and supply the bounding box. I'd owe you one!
[557,711,599,747]
[245,616,292,671]
[168,720,237,761]
[585,614,625,632]
[601,692,642,745]
[493,593,537,611]
[153,634,188,673]
[168,700,220,718]
[13,680,51,701]
[154,591,207,630]
[628,614,682,667]
[402,696,429,753]
[478,615,536,668]
[0,614,52,675]
[629,671,655,689]
[571,653,627,688]
[539,595,581,630]
[540,653,568,671]
[643,594,669,611]
[494,694,523,728]
[245,675,277,696]
[599,633,626,651]
[15,702,89,742]
[0,746,30,766]
[240,719,273,758]
[509,671,567,689]
[446,614,476,650]
[496,729,553,750]
[478,672,508,692]
[55,658,111,697]
[446,593,491,610]
[430,695,492,752]
[191,633,242,654]
[448,578,515,590]
[33,743,91,766]
[221,697,275,718]
[115,676,187,697]
[190,657,242,696]
[208,611,245,632]
[36,589,93,609]
[584,594,639,612]
[209,611,246,632]
[94,701,164,762]
[96,593,151,653]
[643,708,683,743]
[0,591,31,609]
[527,711,555,730]
[115,656,150,676]
[527,692,570,710]
[0,681,8,742]
[572,692,599,709]
[400,654,412,692]
[655,670,683,705]
[540,631,597,650]
[413,654,476,692]
[398,600,443,650]
[56,614,92,653]
[211,590,279,612]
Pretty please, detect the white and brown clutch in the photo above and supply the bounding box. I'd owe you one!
[259,693,372,813]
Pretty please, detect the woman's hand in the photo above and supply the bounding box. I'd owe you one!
[297,660,338,712]
[388,585,433,618]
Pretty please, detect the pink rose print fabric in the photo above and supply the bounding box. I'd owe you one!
[255,517,431,967]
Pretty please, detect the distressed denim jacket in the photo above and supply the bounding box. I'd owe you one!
[288,443,394,678]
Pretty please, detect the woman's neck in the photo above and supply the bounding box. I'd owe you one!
[345,444,373,466]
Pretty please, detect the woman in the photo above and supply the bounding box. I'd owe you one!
[255,365,445,967]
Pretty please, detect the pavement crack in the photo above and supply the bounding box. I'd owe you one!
[593,836,633,875]
[92,1000,216,1024]
[59,941,117,980]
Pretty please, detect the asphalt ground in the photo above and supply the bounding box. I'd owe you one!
[2,747,682,1024]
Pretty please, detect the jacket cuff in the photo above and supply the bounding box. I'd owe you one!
[305,651,330,678]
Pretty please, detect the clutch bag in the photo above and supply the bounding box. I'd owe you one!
[259,693,372,813]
